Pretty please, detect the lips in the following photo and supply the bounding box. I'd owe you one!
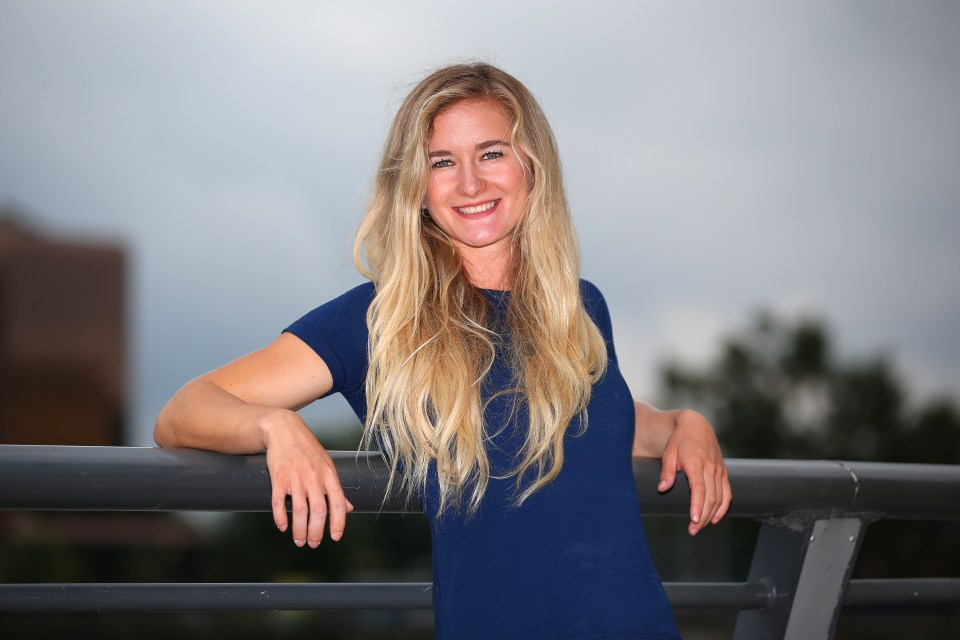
[456,200,498,215]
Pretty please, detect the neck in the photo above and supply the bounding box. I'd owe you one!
[462,255,513,290]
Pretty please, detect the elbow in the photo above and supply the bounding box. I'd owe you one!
[153,422,168,448]
[153,402,177,448]
[153,379,202,448]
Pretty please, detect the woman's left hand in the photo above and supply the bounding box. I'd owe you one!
[656,409,732,536]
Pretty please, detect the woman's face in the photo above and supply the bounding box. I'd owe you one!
[425,98,529,285]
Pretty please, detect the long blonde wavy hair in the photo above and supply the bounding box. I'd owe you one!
[353,62,608,514]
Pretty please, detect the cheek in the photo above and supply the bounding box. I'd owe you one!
[507,174,531,205]
[425,175,448,207]
[501,162,529,194]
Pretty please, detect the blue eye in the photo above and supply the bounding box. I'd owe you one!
[481,150,504,161]
[431,159,453,168]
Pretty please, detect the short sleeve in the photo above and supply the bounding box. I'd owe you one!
[580,279,619,365]
[283,281,374,400]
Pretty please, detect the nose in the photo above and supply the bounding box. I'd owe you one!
[458,164,485,197]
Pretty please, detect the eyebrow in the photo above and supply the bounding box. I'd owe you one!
[428,139,511,158]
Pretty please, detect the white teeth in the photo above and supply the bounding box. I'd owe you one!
[457,200,497,215]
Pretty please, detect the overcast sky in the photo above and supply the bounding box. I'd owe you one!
[2,1,958,447]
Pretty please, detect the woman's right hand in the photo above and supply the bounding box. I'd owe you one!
[155,332,352,546]
[260,408,354,546]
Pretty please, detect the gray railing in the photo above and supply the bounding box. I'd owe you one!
[1,444,958,639]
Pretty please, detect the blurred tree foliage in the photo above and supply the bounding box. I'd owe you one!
[654,311,960,638]
[657,311,960,465]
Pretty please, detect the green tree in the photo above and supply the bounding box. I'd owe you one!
[655,312,960,638]
[658,312,960,464]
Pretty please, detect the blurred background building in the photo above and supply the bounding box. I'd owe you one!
[0,210,125,446]
[0,211,201,616]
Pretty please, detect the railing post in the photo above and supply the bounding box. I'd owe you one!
[733,519,812,639]
[733,517,867,640]
[783,518,865,640]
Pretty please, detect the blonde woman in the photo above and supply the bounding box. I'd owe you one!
[155,62,731,639]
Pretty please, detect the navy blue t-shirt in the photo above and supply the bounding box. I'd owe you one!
[285,280,680,640]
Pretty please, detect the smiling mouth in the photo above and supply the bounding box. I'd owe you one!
[456,200,498,215]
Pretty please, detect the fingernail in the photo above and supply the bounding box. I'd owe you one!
[294,538,304,547]
[692,513,700,524]
[658,481,668,490]
[332,531,342,541]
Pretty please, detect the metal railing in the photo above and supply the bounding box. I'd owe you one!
[1,444,958,639]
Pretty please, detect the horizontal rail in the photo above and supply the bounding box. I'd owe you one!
[843,578,960,607]
[0,581,775,612]
[2,578,956,613]
[2,444,958,633]
[1,445,959,520]
[0,583,437,612]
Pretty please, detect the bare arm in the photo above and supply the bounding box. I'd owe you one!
[633,400,732,536]
[155,332,332,451]
[154,332,353,547]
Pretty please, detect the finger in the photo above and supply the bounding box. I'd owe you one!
[712,468,733,524]
[289,482,309,547]
[658,447,678,493]
[699,463,719,528]
[325,471,350,542]
[685,462,706,536]
[705,463,727,524]
[271,481,289,534]
[305,487,328,548]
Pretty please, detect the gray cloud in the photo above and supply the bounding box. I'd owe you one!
[1,2,958,445]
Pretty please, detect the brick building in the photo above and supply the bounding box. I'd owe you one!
[0,213,125,445]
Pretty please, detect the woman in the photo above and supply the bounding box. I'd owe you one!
[155,62,731,639]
